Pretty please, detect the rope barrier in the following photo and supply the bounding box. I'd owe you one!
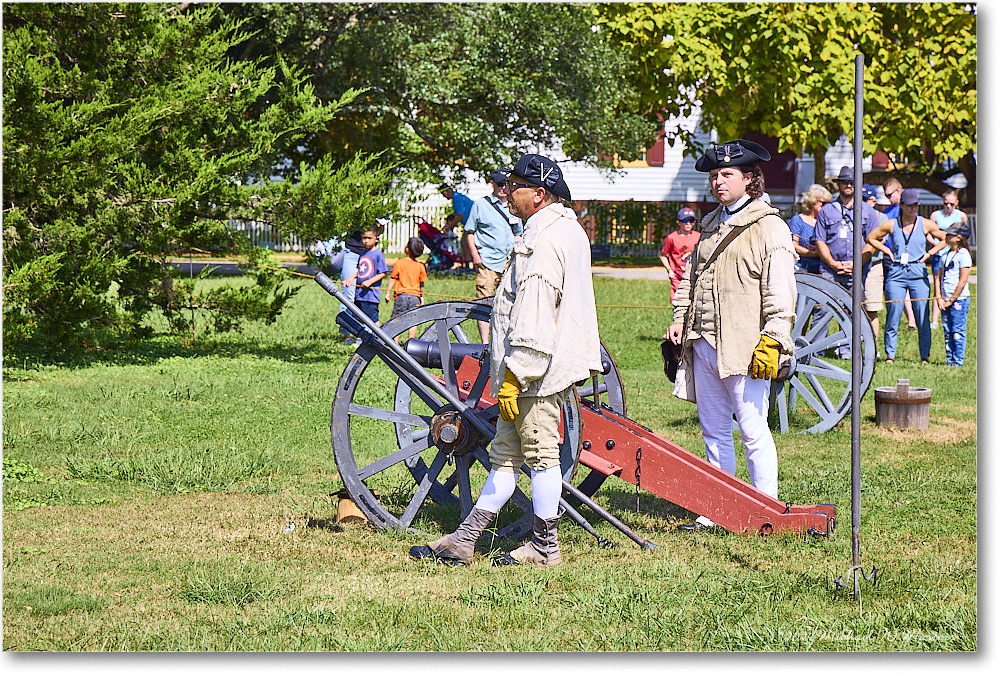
[178,253,975,310]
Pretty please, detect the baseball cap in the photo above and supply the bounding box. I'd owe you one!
[861,184,877,200]
[677,207,697,221]
[490,169,510,184]
[508,154,572,201]
[945,222,972,239]
[900,188,920,205]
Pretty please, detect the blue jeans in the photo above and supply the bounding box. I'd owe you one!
[338,250,360,336]
[355,300,380,325]
[942,298,970,365]
[883,269,931,360]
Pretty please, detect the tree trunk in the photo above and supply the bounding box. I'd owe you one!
[956,151,976,208]
[812,148,826,186]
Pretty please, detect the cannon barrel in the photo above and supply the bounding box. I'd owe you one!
[405,339,485,370]
[405,338,615,376]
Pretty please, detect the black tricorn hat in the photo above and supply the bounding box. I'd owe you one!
[695,139,771,172]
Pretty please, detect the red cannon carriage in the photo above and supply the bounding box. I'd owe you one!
[316,271,873,547]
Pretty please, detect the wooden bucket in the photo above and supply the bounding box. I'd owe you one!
[874,379,931,430]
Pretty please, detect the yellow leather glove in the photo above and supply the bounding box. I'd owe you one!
[750,335,782,380]
[497,370,521,421]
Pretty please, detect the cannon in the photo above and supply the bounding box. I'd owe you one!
[316,271,848,548]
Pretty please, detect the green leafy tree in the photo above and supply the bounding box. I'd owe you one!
[218,2,655,182]
[594,2,976,199]
[2,3,398,351]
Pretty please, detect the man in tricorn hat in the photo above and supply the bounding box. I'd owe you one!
[666,139,796,530]
[411,153,603,566]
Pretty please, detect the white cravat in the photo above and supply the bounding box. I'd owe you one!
[723,195,751,222]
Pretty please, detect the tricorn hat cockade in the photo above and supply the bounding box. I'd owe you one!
[694,139,771,172]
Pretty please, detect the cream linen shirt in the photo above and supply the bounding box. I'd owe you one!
[671,199,797,382]
[489,202,603,397]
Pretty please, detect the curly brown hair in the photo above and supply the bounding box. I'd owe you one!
[744,165,765,201]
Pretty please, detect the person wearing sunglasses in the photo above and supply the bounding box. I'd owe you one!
[882,176,919,331]
[866,188,950,364]
[463,169,523,342]
[928,189,970,329]
[411,154,602,567]
[812,166,882,360]
[788,183,832,275]
[659,206,701,301]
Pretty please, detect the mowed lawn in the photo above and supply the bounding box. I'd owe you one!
[2,272,976,651]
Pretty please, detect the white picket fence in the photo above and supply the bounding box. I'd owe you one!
[226,203,451,256]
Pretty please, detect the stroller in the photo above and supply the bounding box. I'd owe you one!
[416,218,470,274]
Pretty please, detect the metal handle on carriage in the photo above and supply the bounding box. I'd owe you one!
[314,272,496,439]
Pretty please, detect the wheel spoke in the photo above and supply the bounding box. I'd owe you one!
[463,350,493,408]
[358,434,434,480]
[798,355,851,381]
[399,450,449,527]
[435,318,458,395]
[791,295,815,337]
[577,380,609,400]
[450,322,471,343]
[804,372,841,413]
[478,402,501,420]
[797,330,849,357]
[776,381,789,432]
[377,347,448,412]
[348,403,429,427]
[787,375,835,418]
[803,308,836,344]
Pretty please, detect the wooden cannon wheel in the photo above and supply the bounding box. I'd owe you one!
[769,273,877,434]
[330,299,628,539]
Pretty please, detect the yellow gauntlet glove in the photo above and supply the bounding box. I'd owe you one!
[750,335,782,380]
[497,370,522,422]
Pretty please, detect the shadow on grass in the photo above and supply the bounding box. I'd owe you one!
[4,330,357,371]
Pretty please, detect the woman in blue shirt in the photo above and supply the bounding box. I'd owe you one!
[787,184,831,274]
[866,189,949,364]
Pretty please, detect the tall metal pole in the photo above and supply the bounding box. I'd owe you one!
[851,54,864,597]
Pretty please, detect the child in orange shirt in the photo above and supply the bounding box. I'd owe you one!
[384,237,428,342]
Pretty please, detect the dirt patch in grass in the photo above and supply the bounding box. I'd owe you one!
[867,414,976,445]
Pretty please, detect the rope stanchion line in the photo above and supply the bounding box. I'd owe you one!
[176,252,975,309]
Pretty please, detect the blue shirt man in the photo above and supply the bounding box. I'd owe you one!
[440,185,473,225]
[465,186,522,273]
[465,169,524,343]
[813,166,880,291]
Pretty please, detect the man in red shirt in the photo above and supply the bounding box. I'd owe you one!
[660,207,701,300]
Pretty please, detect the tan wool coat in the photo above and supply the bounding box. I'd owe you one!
[489,203,604,398]
[670,199,797,399]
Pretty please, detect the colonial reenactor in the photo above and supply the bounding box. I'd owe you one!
[666,139,797,530]
[411,154,603,565]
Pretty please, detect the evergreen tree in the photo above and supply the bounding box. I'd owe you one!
[3,3,397,351]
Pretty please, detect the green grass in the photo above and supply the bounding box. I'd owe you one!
[1,273,976,651]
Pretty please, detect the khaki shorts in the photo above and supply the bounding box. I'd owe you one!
[489,389,568,473]
[475,264,502,300]
[863,261,885,311]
